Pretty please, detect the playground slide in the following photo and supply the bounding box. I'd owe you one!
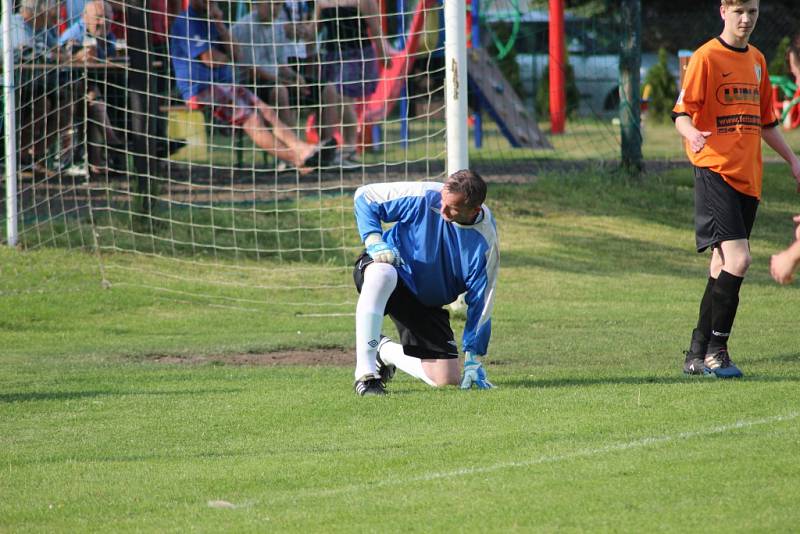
[467,46,551,149]
[359,0,437,123]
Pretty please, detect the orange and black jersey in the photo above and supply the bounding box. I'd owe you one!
[672,37,778,199]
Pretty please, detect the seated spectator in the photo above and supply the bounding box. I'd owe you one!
[1,0,61,171]
[170,0,333,173]
[57,0,125,175]
[315,0,397,159]
[231,0,345,157]
[59,0,116,61]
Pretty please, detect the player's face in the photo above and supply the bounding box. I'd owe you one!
[440,188,481,224]
[721,0,759,42]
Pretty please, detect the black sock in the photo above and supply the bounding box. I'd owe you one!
[689,276,716,356]
[708,270,744,354]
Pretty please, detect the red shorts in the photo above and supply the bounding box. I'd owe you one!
[187,85,259,126]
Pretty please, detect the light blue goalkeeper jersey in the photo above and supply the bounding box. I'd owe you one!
[354,181,499,356]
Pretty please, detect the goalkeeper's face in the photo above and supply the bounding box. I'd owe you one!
[440,188,481,225]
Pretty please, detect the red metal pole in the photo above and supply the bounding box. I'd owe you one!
[548,0,566,134]
[379,0,388,34]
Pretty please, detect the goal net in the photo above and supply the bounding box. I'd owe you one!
[3,0,454,314]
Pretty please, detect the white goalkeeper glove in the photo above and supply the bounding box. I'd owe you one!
[460,352,495,390]
[365,233,399,265]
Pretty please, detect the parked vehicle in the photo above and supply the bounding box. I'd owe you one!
[483,9,679,117]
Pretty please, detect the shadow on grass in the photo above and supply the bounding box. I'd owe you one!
[0,388,241,404]
[502,230,699,279]
[742,352,800,364]
[501,374,800,389]
[502,220,800,287]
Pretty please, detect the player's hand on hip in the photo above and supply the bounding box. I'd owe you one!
[688,130,711,153]
[460,352,494,390]
[365,233,398,265]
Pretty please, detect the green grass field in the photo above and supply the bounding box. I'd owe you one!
[2,165,800,532]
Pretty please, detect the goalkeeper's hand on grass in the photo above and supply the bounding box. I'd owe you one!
[365,233,399,265]
[460,352,494,390]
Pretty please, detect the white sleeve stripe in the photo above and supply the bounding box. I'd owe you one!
[354,181,442,205]
[472,208,499,332]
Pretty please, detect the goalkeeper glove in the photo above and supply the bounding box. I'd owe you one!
[460,352,494,390]
[365,233,400,265]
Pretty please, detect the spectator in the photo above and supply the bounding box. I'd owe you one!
[231,0,344,151]
[58,0,125,175]
[122,0,183,215]
[170,0,333,172]
[63,0,84,27]
[784,33,800,129]
[59,0,117,61]
[280,0,314,66]
[770,215,800,284]
[315,0,397,158]
[2,0,61,171]
[789,33,800,84]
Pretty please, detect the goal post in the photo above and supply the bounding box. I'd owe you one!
[3,0,18,247]
[444,0,468,175]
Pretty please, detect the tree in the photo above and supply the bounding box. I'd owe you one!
[644,48,678,123]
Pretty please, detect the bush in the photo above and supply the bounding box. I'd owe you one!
[644,48,678,123]
[769,36,790,78]
[535,55,580,119]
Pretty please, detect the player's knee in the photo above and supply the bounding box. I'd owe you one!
[727,253,752,276]
[363,261,397,287]
[425,364,460,387]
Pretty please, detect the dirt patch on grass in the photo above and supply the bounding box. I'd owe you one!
[151,348,352,367]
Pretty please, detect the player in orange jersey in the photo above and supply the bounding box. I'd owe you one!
[672,0,800,378]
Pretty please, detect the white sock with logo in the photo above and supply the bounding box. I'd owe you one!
[378,339,436,386]
[354,263,397,379]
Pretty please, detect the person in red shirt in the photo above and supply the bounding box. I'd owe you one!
[672,0,800,378]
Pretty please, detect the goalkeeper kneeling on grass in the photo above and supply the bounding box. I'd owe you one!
[352,170,499,396]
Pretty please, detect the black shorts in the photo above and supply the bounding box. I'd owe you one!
[353,253,459,359]
[694,167,759,253]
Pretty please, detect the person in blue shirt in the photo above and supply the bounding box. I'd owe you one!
[58,0,116,61]
[352,170,500,396]
[56,0,124,175]
[170,0,334,173]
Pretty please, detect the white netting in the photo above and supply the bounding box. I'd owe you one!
[3,0,449,312]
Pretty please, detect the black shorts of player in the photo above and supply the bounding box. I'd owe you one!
[694,167,759,253]
[353,252,459,360]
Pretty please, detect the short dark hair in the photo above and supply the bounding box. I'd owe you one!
[444,169,487,208]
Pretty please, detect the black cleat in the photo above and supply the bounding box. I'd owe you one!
[683,328,708,376]
[683,350,705,375]
[354,373,386,396]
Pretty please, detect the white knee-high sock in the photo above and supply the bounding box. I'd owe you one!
[355,263,397,379]
[379,340,436,386]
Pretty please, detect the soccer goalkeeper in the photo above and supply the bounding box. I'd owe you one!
[351,170,499,396]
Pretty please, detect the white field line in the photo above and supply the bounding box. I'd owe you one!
[300,412,799,500]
